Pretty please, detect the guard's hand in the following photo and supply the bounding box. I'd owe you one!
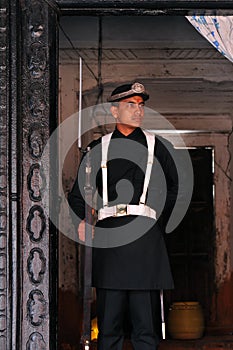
[77,219,94,242]
[78,220,86,241]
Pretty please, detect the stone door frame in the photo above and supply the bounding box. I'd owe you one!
[1,1,233,349]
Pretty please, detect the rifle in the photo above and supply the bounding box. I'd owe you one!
[80,147,93,350]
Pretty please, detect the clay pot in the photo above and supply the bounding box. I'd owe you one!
[167,301,205,340]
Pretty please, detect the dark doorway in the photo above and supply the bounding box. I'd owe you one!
[165,147,214,332]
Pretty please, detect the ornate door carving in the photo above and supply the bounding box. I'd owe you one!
[20,1,58,349]
[0,2,10,349]
[1,0,58,349]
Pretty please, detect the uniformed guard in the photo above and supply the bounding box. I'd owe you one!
[68,82,178,350]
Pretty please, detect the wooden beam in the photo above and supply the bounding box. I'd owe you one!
[56,0,233,15]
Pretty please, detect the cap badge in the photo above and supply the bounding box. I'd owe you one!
[131,82,145,93]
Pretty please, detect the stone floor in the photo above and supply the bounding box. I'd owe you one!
[158,335,233,349]
[90,335,233,350]
[60,335,233,350]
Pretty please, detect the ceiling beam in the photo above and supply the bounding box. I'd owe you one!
[56,0,233,15]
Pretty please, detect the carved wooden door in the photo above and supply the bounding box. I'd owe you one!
[20,1,59,349]
[1,0,58,349]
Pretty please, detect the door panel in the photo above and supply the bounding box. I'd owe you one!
[165,148,214,328]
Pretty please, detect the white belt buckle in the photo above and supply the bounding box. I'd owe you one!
[115,204,127,217]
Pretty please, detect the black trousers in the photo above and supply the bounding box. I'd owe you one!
[96,288,161,350]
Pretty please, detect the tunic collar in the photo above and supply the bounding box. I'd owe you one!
[112,127,144,140]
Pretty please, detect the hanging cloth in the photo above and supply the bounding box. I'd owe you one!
[186,15,233,63]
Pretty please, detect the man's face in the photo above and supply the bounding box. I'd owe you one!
[111,95,145,134]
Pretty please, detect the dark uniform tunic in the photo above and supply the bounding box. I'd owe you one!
[68,127,178,291]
